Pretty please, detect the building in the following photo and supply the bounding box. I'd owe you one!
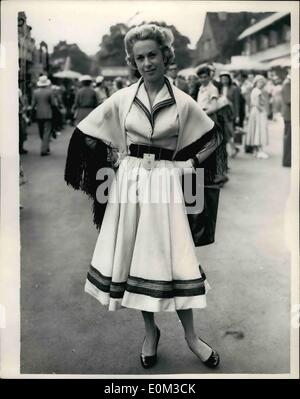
[195,12,272,65]
[237,12,291,66]
[18,12,49,100]
[18,11,36,98]
[99,66,130,80]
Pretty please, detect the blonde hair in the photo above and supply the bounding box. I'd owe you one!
[124,24,175,70]
[253,74,266,87]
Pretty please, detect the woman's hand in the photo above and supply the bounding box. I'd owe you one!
[173,159,195,175]
[107,148,126,168]
[85,136,98,150]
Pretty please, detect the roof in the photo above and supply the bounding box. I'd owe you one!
[269,56,290,67]
[100,66,129,77]
[238,12,290,40]
[196,12,272,54]
[205,13,246,48]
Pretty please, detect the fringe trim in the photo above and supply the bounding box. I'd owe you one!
[175,124,227,184]
[64,127,112,230]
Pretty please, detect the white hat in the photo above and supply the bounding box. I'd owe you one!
[37,75,51,87]
[79,75,92,82]
[253,74,265,86]
[96,75,104,84]
[219,70,231,79]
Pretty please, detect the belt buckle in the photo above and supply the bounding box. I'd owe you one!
[143,153,155,170]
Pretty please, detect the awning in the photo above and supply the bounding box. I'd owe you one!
[238,12,290,40]
[268,56,291,67]
[222,57,270,71]
[53,70,82,79]
[179,63,228,77]
[178,67,197,77]
[100,66,130,77]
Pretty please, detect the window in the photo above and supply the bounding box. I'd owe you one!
[258,34,269,51]
[250,37,257,54]
[269,30,278,47]
[282,24,291,42]
[243,40,251,55]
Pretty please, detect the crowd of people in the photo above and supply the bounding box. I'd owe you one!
[18,74,130,157]
[175,63,291,170]
[19,62,291,173]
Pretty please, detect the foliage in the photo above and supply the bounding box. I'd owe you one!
[96,21,193,69]
[50,41,92,74]
[147,21,192,69]
[97,23,129,67]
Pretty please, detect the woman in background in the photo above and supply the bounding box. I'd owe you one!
[245,75,269,159]
[219,71,240,158]
[72,75,98,124]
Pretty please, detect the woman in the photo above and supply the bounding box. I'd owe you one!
[245,75,269,159]
[72,75,98,124]
[94,75,109,105]
[65,24,225,370]
[219,71,241,158]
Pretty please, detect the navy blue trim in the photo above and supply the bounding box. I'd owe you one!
[133,77,176,132]
[134,97,153,128]
[87,265,207,299]
[164,77,175,99]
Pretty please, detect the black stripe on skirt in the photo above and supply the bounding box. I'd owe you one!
[87,265,207,299]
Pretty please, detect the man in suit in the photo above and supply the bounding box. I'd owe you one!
[167,62,189,93]
[281,68,291,167]
[31,75,56,156]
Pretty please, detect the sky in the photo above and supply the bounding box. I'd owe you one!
[20,1,208,56]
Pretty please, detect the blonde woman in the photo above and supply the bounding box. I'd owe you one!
[65,24,225,370]
[245,75,269,159]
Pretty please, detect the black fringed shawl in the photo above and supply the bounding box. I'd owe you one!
[64,123,226,245]
[64,127,111,229]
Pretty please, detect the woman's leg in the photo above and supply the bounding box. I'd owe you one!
[141,311,159,356]
[176,309,213,361]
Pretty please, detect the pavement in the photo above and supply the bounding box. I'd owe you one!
[20,116,291,375]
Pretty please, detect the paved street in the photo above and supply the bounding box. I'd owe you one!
[20,117,291,375]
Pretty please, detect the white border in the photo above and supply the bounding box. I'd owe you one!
[0,0,299,379]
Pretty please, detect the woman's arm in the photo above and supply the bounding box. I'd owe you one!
[191,128,222,168]
[174,124,225,180]
[205,97,218,115]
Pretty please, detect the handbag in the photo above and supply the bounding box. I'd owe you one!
[186,184,220,247]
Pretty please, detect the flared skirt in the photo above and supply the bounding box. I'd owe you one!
[85,156,210,311]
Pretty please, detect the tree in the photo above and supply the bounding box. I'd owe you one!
[96,21,193,69]
[50,41,92,74]
[147,21,192,69]
[97,23,129,67]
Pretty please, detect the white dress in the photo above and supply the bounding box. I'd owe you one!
[84,82,210,312]
[246,87,268,147]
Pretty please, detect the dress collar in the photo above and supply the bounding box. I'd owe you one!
[137,76,175,109]
[133,77,176,129]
